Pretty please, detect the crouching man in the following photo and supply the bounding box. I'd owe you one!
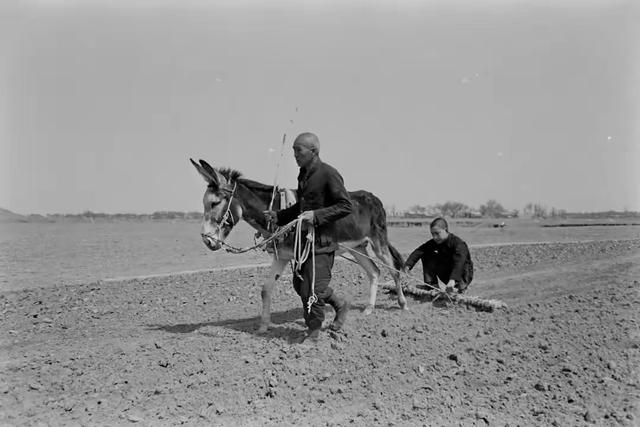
[404,217,474,293]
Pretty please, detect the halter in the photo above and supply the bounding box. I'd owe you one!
[216,181,238,233]
[201,181,238,243]
[200,177,317,311]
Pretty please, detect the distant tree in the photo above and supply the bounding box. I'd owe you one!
[186,211,202,220]
[152,211,168,219]
[523,202,550,219]
[407,205,428,216]
[479,200,506,218]
[461,209,483,218]
[434,201,470,218]
[549,207,568,219]
[384,205,399,217]
[533,204,547,219]
[422,205,436,216]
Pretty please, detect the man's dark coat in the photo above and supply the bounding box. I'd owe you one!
[276,157,352,253]
[405,233,474,285]
[275,156,353,331]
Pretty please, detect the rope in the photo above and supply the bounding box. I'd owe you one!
[336,243,507,309]
[202,218,299,254]
[206,224,505,310]
[292,217,316,313]
[337,243,445,295]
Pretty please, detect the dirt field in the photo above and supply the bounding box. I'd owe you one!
[1,239,639,426]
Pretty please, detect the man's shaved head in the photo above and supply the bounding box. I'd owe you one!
[429,217,449,244]
[293,132,320,155]
[430,217,448,231]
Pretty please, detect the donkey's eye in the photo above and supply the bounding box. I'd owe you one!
[210,201,220,209]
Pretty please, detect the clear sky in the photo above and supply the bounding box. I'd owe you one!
[1,0,638,215]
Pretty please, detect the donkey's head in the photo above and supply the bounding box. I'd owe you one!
[190,159,243,251]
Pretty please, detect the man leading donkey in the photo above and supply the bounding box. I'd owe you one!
[263,132,351,343]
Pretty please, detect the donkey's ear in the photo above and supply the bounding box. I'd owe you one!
[198,159,216,176]
[199,159,228,187]
[190,158,219,187]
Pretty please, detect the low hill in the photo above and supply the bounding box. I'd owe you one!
[0,207,29,223]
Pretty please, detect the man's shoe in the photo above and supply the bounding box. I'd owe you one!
[456,282,469,294]
[299,328,320,344]
[327,294,349,331]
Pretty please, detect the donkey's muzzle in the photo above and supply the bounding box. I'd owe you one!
[201,234,221,251]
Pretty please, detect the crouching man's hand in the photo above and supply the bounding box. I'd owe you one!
[445,280,456,293]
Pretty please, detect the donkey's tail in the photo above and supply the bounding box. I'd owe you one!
[388,243,405,273]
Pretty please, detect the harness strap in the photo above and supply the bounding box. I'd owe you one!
[337,243,453,303]
[203,218,298,254]
[216,182,238,234]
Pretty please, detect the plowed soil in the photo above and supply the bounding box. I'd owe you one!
[1,239,639,426]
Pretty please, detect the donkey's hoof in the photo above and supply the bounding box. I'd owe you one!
[362,305,374,316]
[398,300,409,311]
[257,324,269,334]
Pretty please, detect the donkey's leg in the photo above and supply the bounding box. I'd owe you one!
[259,257,288,333]
[371,242,409,311]
[350,246,381,316]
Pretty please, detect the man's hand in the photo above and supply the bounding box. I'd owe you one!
[299,210,315,225]
[263,210,278,223]
[445,280,456,293]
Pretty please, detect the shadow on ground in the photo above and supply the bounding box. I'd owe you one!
[146,307,302,341]
[146,301,409,342]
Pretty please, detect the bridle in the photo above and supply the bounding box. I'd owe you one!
[198,180,301,256]
[201,181,238,244]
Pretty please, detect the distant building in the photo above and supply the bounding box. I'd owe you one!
[465,210,483,218]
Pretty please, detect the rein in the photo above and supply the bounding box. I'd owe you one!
[201,217,298,254]
[200,179,300,255]
[202,213,318,313]
[337,243,454,304]
[204,182,445,306]
[292,218,316,313]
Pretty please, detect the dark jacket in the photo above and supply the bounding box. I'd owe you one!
[276,157,352,253]
[405,233,474,284]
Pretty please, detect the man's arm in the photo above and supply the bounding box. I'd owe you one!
[449,238,470,282]
[404,244,427,270]
[313,171,352,226]
[276,201,300,226]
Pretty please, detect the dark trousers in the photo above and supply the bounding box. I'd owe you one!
[422,259,473,292]
[293,252,335,331]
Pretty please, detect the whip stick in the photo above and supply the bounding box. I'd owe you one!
[268,133,287,212]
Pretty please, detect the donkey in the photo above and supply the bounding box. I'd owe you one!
[191,158,408,333]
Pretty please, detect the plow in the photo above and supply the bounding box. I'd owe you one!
[381,279,507,312]
[336,245,508,313]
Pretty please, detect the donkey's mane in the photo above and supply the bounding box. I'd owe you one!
[217,168,243,183]
[217,167,274,199]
